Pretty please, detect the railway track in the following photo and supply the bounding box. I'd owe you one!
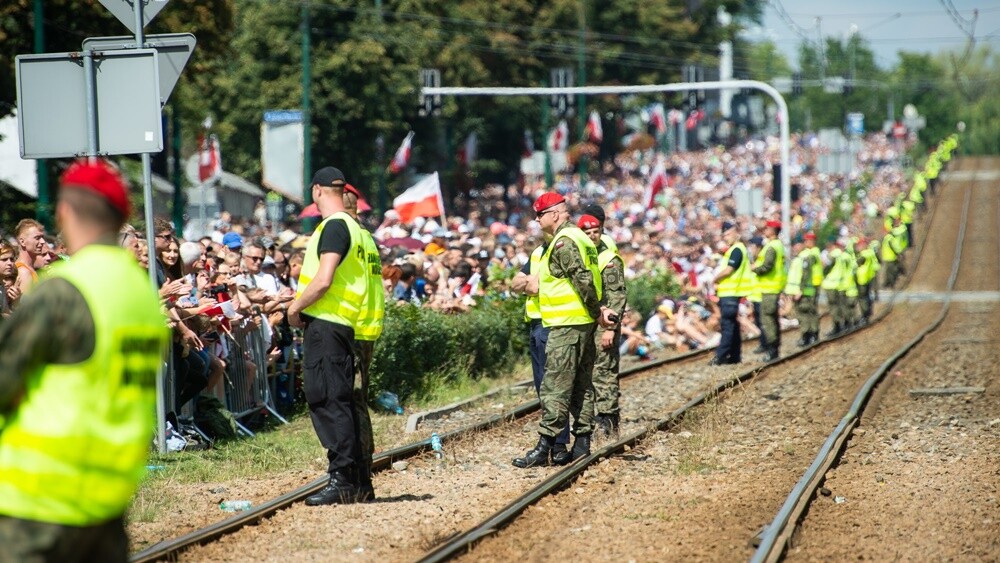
[131,323,804,561]
[131,160,949,562]
[756,157,999,561]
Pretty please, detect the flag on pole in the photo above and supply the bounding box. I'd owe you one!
[686,109,705,130]
[198,133,222,183]
[547,120,569,152]
[649,104,667,134]
[388,131,415,174]
[585,111,603,143]
[668,108,685,125]
[457,132,477,166]
[393,172,445,224]
[642,159,669,209]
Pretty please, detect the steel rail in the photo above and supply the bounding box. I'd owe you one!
[129,326,746,562]
[750,167,973,563]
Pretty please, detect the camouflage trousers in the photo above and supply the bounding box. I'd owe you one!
[352,339,375,486]
[539,323,596,437]
[760,293,781,349]
[0,516,128,563]
[794,293,820,334]
[592,326,621,417]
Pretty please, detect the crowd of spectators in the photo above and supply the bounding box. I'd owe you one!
[1,131,919,377]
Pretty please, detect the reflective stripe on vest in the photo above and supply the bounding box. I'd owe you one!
[354,228,385,341]
[524,245,544,321]
[0,246,168,525]
[717,242,752,298]
[856,248,880,285]
[539,226,602,327]
[754,238,787,294]
[297,212,368,328]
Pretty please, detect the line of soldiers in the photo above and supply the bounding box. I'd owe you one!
[511,194,626,468]
[714,135,958,362]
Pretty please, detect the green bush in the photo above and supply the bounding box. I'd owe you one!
[369,298,528,403]
[626,268,681,321]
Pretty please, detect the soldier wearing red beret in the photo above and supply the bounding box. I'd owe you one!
[513,193,617,468]
[751,220,786,361]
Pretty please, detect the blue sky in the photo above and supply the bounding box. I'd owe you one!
[743,0,1000,69]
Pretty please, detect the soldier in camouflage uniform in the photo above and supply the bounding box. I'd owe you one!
[578,209,627,440]
[514,193,616,468]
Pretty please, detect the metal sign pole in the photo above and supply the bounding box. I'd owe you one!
[421,80,792,248]
[129,0,167,456]
[82,50,99,159]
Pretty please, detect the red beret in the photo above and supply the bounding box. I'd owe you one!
[765,219,782,230]
[803,232,817,240]
[577,215,600,230]
[533,192,565,213]
[60,159,130,218]
[344,183,362,198]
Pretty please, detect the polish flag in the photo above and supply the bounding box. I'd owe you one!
[547,120,569,152]
[388,131,415,174]
[668,109,685,125]
[649,104,667,134]
[198,134,222,183]
[393,172,445,224]
[585,111,603,143]
[642,159,669,209]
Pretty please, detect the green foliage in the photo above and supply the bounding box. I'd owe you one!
[626,268,681,321]
[370,298,528,403]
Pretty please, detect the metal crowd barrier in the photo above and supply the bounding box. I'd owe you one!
[225,317,289,435]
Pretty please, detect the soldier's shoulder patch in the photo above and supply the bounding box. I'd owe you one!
[554,240,566,249]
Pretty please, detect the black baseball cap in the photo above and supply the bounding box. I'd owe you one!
[582,203,606,224]
[311,166,346,187]
[721,221,736,234]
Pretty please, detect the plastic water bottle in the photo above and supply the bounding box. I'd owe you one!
[220,500,252,512]
[430,432,443,459]
[376,391,404,415]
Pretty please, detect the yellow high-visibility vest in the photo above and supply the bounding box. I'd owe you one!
[0,246,168,525]
[856,248,880,286]
[297,211,369,328]
[717,242,752,298]
[821,248,843,290]
[524,245,544,321]
[354,228,385,341]
[538,226,602,327]
[754,238,787,294]
[785,255,804,297]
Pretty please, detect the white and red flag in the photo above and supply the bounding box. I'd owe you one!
[642,159,669,209]
[457,132,477,166]
[547,120,569,152]
[686,109,705,130]
[393,172,445,224]
[198,134,222,183]
[388,131,415,174]
[668,108,685,126]
[649,104,667,134]
[585,111,603,143]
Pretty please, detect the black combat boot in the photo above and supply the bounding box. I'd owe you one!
[762,346,779,362]
[569,433,592,462]
[550,442,572,466]
[305,470,362,506]
[513,435,554,468]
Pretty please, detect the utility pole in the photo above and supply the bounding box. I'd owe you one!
[576,1,587,182]
[33,0,50,230]
[301,1,315,230]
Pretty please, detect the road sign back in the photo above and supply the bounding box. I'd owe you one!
[83,33,196,105]
[98,0,171,34]
[16,49,163,158]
